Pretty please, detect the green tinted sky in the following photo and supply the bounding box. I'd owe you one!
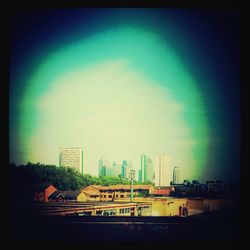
[10,9,240,182]
[18,27,209,180]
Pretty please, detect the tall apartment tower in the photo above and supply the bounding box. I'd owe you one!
[139,154,154,183]
[59,147,84,174]
[173,166,180,184]
[155,154,171,186]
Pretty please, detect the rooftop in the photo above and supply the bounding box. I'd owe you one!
[151,189,171,196]
[33,184,55,192]
[99,185,152,191]
[49,190,83,199]
[82,189,100,196]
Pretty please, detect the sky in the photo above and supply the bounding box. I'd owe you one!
[9,8,240,182]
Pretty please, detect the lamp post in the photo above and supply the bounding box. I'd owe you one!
[129,170,135,202]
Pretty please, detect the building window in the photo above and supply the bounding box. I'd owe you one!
[120,195,124,198]
[125,208,130,213]
[104,195,106,198]
[108,195,112,198]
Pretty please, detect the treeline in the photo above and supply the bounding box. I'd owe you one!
[9,162,152,201]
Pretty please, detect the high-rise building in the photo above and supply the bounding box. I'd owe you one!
[122,160,127,178]
[138,169,142,182]
[100,158,132,178]
[105,161,122,177]
[59,147,84,174]
[155,154,171,186]
[173,166,180,184]
[123,161,133,179]
[99,156,109,177]
[139,154,154,183]
[147,158,155,183]
[140,154,146,182]
[114,161,123,176]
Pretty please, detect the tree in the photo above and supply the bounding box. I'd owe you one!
[10,162,149,202]
[136,190,149,197]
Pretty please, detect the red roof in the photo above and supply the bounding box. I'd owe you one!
[151,189,171,196]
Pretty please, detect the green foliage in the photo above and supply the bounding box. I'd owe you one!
[99,176,130,186]
[136,190,149,197]
[10,162,89,201]
[10,162,155,201]
[134,180,154,185]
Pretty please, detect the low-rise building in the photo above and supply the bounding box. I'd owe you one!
[34,184,57,202]
[99,185,154,201]
[48,190,87,202]
[81,185,101,201]
[115,197,188,216]
[151,186,174,197]
[48,184,154,203]
[28,201,152,216]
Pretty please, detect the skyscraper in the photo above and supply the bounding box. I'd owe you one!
[105,160,123,177]
[139,154,154,183]
[138,169,142,182]
[99,156,109,177]
[140,154,147,182]
[59,147,84,174]
[155,154,171,186]
[122,160,127,179]
[122,160,133,179]
[147,158,155,183]
[113,161,123,176]
[173,166,180,184]
[125,161,133,179]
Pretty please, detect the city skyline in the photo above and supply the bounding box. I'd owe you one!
[10,9,240,183]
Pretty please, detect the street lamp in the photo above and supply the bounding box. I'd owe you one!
[129,169,135,202]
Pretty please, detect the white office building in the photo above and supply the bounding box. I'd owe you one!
[155,154,171,186]
[59,147,84,174]
[173,166,180,184]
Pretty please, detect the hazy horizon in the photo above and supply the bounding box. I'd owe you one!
[10,9,240,183]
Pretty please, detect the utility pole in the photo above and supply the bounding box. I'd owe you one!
[130,169,135,202]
